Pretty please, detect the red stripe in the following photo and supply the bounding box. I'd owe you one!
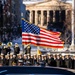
[40,28,61,35]
[41,28,60,35]
[22,38,64,44]
[22,42,64,48]
[40,29,60,38]
[22,33,62,42]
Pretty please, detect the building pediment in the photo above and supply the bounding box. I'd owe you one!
[26,0,71,7]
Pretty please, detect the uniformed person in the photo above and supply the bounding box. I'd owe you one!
[47,54,51,66]
[14,43,20,55]
[61,55,66,68]
[23,54,28,65]
[26,54,32,65]
[65,55,72,68]
[0,53,4,65]
[12,55,18,65]
[33,54,37,65]
[2,45,8,55]
[41,55,46,66]
[31,55,34,65]
[17,53,24,65]
[72,55,75,69]
[50,54,56,67]
[9,53,13,66]
[37,54,42,65]
[24,44,31,55]
[0,47,2,55]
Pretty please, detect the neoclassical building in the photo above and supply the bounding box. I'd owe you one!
[26,0,72,29]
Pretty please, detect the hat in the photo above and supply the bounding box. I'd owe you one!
[15,43,19,47]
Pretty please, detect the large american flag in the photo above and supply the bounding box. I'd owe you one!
[22,18,64,48]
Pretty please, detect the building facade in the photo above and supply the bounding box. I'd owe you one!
[26,0,71,29]
[25,0,72,44]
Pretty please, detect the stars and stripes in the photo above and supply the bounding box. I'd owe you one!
[22,18,64,48]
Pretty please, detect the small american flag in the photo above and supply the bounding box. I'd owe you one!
[22,18,64,48]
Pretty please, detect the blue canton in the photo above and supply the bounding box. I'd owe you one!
[22,20,40,34]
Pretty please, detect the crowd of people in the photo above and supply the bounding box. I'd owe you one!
[0,43,75,69]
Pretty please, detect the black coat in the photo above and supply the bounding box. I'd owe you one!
[14,47,20,55]
[47,58,51,66]
[72,59,75,69]
[2,48,7,55]
[65,58,72,68]
[0,48,2,54]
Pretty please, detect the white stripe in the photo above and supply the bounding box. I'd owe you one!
[22,33,61,41]
[22,36,62,43]
[41,29,60,35]
[22,40,63,46]
[40,29,60,37]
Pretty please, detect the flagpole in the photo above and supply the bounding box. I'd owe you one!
[70,0,75,50]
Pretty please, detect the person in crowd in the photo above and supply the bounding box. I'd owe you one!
[12,62,17,66]
[30,55,34,65]
[12,55,18,65]
[17,53,24,65]
[47,54,51,66]
[9,53,13,66]
[37,54,42,65]
[50,54,56,67]
[65,55,72,68]
[56,54,62,67]
[41,55,47,66]
[26,54,32,65]
[23,54,28,65]
[61,55,66,68]
[14,43,20,55]
[0,47,2,55]
[33,54,37,65]
[72,55,75,69]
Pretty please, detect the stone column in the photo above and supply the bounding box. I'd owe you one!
[53,10,55,22]
[30,10,33,23]
[47,10,50,24]
[35,10,38,25]
[41,10,44,26]
[65,10,68,21]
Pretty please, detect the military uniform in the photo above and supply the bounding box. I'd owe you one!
[56,54,62,67]
[72,56,75,69]
[65,55,72,68]
[33,55,37,65]
[14,43,20,55]
[61,56,66,68]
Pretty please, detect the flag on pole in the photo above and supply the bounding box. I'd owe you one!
[22,18,64,48]
[37,49,42,55]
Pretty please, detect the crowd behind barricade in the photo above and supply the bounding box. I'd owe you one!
[0,43,75,70]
